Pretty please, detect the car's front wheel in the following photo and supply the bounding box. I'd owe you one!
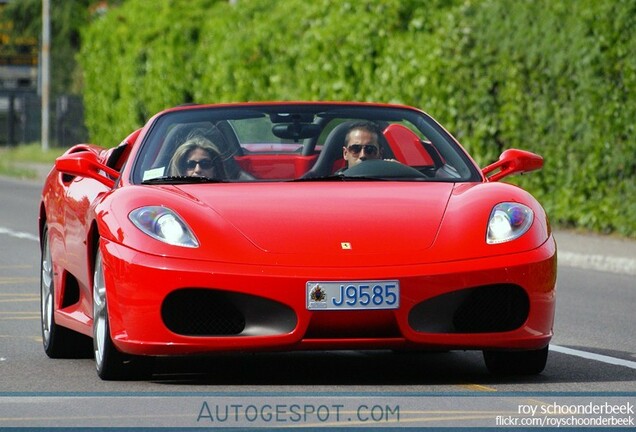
[483,346,549,375]
[40,225,91,358]
[93,247,153,380]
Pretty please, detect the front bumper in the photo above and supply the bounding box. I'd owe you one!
[101,237,556,356]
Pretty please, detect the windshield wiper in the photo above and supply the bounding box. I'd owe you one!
[292,173,346,182]
[292,173,390,182]
[142,176,226,185]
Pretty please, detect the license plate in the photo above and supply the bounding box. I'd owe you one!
[306,280,399,310]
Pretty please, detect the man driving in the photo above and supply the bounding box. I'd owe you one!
[342,121,383,168]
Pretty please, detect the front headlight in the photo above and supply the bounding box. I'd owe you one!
[487,203,534,244]
[129,206,199,248]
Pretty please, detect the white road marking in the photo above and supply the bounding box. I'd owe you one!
[0,227,38,242]
[551,344,636,370]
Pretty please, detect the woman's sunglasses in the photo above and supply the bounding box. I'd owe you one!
[184,158,214,170]
[346,144,378,156]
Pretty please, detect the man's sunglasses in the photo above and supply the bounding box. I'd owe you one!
[184,158,214,170]
[346,144,378,155]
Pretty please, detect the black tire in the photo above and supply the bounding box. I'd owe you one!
[40,225,92,358]
[483,346,549,375]
[93,248,153,380]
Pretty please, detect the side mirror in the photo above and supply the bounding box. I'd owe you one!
[55,150,120,188]
[482,149,543,182]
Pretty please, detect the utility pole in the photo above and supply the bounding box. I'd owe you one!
[41,0,50,151]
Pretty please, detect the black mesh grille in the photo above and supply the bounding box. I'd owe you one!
[162,289,245,336]
[408,284,530,334]
[452,284,529,332]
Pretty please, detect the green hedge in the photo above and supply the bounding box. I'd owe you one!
[79,0,636,236]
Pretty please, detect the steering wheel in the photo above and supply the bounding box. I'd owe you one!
[342,159,427,179]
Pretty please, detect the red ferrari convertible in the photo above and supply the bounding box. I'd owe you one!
[39,102,556,380]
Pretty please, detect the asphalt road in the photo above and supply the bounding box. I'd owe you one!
[1,175,634,428]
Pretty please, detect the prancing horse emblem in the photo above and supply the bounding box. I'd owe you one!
[341,242,352,250]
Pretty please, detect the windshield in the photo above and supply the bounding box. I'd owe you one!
[131,103,481,184]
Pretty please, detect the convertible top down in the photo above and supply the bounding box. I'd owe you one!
[39,102,556,380]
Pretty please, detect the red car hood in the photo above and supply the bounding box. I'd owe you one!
[183,182,454,255]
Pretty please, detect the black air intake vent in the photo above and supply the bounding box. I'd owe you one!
[162,288,297,337]
[409,284,529,334]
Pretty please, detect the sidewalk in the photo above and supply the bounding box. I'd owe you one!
[25,162,53,181]
[554,229,636,276]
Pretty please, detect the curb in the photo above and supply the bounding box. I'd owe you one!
[554,230,636,276]
[558,251,636,276]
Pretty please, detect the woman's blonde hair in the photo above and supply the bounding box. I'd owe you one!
[167,135,226,177]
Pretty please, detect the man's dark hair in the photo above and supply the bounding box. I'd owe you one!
[344,120,382,145]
